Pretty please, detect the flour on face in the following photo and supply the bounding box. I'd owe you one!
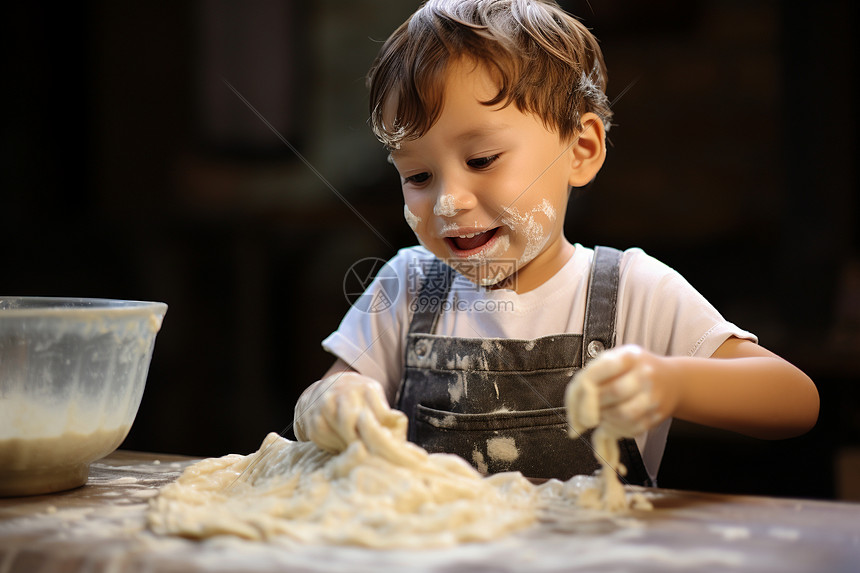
[500,198,557,269]
[404,204,422,231]
[434,194,459,217]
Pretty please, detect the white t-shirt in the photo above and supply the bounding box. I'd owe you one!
[323,244,756,481]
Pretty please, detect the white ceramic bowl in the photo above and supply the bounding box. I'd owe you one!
[0,297,167,496]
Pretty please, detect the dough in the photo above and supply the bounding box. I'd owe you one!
[148,417,538,548]
[149,382,650,547]
[565,369,652,512]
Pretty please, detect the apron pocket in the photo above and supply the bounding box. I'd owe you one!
[415,404,569,432]
[413,404,597,479]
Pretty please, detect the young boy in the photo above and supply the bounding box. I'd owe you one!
[294,0,819,486]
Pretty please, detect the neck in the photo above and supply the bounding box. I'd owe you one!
[491,237,575,294]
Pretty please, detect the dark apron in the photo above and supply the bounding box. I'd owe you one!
[395,246,651,486]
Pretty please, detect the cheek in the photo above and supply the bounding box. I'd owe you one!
[403,193,435,234]
[405,186,436,207]
[403,204,421,232]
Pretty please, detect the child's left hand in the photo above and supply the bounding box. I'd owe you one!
[566,345,679,437]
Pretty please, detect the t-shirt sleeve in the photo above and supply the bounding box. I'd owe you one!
[617,248,757,358]
[321,248,425,404]
[616,248,758,483]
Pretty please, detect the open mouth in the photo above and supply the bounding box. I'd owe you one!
[445,228,500,253]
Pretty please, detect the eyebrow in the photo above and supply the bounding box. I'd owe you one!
[454,124,509,143]
[389,124,510,159]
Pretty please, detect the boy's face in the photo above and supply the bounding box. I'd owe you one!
[388,59,589,292]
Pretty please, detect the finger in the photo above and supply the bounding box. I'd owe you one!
[293,394,319,442]
[333,395,361,446]
[579,345,640,386]
[565,377,600,435]
[313,393,352,452]
[357,410,426,467]
[294,419,309,442]
[292,374,343,440]
[604,395,659,437]
[362,382,393,421]
[309,416,347,453]
[613,390,655,422]
[598,370,646,408]
[355,381,410,439]
[601,415,648,438]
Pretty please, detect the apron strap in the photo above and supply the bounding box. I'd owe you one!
[408,247,623,348]
[580,246,654,486]
[407,258,455,335]
[582,246,622,366]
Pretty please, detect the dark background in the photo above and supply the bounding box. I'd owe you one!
[4,1,858,500]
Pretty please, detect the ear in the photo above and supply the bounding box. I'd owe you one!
[567,112,607,187]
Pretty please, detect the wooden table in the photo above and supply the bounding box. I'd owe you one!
[1,450,858,572]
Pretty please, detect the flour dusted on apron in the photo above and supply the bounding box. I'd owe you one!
[396,247,650,485]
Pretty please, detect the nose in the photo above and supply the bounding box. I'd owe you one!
[433,179,477,217]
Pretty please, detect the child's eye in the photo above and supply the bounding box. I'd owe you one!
[466,155,499,169]
[404,172,431,185]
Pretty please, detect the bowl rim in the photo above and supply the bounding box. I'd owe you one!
[0,296,168,318]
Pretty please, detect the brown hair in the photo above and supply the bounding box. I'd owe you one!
[367,0,612,149]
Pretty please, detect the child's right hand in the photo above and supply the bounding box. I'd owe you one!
[566,345,678,438]
[293,371,406,454]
